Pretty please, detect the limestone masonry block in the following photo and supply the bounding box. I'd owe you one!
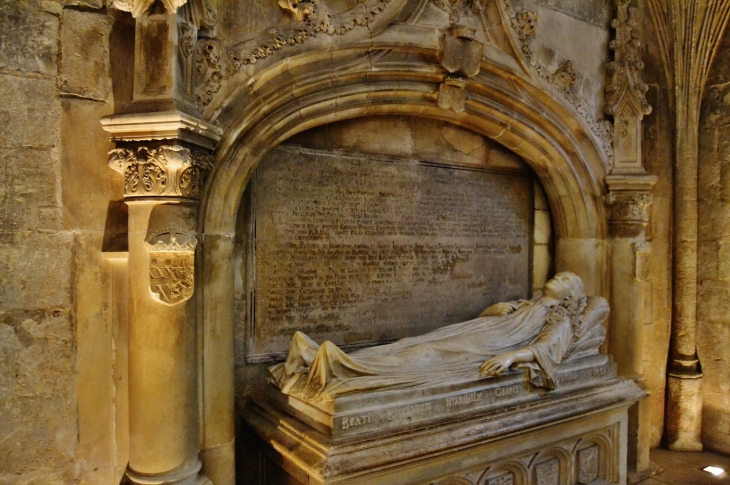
[60,9,112,101]
[0,75,60,147]
[0,0,59,76]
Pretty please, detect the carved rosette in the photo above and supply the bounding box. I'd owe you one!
[606,191,653,223]
[109,145,214,199]
[145,230,197,305]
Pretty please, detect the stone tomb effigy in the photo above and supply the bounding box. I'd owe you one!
[243,279,645,485]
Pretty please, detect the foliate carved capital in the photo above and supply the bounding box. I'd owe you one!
[112,0,189,18]
[606,191,653,223]
[109,145,214,199]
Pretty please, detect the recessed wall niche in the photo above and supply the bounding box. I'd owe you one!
[233,117,553,366]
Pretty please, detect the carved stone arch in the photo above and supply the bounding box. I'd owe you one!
[527,447,573,484]
[572,431,618,483]
[478,461,529,485]
[197,41,610,482]
[433,476,476,485]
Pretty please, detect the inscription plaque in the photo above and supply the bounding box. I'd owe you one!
[247,147,532,361]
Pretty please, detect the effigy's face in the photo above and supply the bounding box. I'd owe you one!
[543,273,574,301]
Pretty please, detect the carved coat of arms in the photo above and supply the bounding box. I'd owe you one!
[145,230,197,305]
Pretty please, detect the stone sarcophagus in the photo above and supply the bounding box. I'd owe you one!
[243,276,644,485]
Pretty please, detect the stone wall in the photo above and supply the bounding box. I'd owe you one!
[698,30,730,455]
[0,1,129,483]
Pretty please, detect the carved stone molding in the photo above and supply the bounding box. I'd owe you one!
[195,39,242,110]
[193,0,395,109]
[108,145,214,199]
[438,76,468,112]
[502,0,613,163]
[606,191,652,224]
[145,230,197,305]
[112,0,189,18]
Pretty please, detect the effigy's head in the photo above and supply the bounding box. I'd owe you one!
[544,272,585,302]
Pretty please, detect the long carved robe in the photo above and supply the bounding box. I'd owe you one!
[270,298,604,402]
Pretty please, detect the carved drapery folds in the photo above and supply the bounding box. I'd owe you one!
[109,145,214,198]
[145,230,197,305]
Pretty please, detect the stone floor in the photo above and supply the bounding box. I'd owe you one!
[639,448,730,484]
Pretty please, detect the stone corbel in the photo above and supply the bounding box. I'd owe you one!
[113,0,190,18]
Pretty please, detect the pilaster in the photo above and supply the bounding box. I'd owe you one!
[604,0,657,480]
[103,2,222,482]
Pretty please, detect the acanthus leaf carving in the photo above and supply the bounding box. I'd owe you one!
[108,145,214,198]
[145,230,197,305]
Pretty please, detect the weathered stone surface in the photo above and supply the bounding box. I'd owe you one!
[0,147,61,231]
[59,9,112,101]
[0,75,60,147]
[247,146,533,359]
[0,231,74,311]
[0,0,59,76]
[0,309,76,483]
[60,99,117,231]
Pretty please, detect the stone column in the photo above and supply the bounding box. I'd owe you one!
[648,0,730,451]
[606,178,655,482]
[102,134,218,485]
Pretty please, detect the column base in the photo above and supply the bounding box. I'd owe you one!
[665,373,703,451]
[127,460,212,485]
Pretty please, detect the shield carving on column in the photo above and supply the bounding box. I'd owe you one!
[145,230,197,305]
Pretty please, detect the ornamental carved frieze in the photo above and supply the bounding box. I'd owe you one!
[193,0,394,109]
[108,145,214,198]
[145,230,197,305]
[606,191,653,223]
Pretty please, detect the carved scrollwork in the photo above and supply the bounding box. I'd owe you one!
[108,145,214,198]
[193,0,394,109]
[194,39,242,110]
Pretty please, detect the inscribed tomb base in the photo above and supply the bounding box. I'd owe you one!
[243,356,644,484]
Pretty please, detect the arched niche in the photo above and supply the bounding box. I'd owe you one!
[195,46,609,481]
[232,115,554,367]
